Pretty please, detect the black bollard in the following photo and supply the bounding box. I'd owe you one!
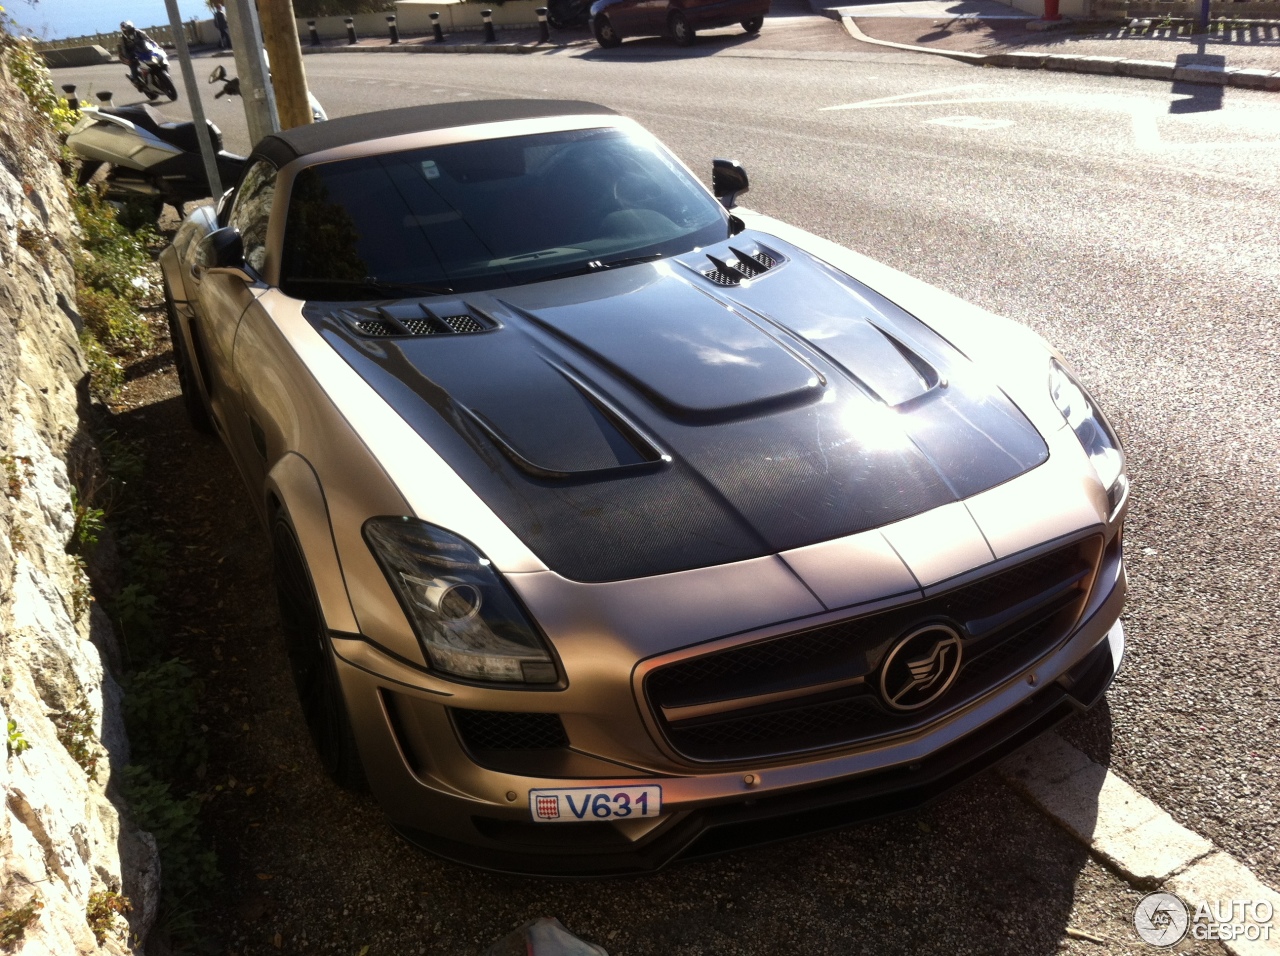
[387,14,399,42]
[536,7,549,41]
[308,19,320,45]
[482,8,496,42]
[61,83,79,111]
[345,17,357,44]
[430,11,445,42]
[96,90,113,108]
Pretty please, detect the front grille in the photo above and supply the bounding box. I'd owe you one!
[646,536,1103,763]
[451,709,568,752]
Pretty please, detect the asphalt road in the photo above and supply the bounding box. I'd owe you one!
[51,9,1280,953]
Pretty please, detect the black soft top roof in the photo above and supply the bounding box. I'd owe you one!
[250,99,617,167]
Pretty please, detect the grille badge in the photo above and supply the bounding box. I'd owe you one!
[878,625,963,712]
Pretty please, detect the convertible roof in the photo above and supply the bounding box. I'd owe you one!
[251,99,618,167]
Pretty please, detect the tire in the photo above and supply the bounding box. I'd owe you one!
[593,14,622,47]
[144,89,159,102]
[273,516,366,791]
[669,9,694,46]
[741,15,763,32]
[163,277,214,435]
[156,70,178,102]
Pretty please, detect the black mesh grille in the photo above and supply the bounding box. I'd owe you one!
[648,537,1102,762]
[355,320,395,336]
[442,314,485,333]
[401,318,440,335]
[451,709,568,752]
[703,269,739,286]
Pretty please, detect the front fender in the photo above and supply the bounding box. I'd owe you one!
[266,452,359,634]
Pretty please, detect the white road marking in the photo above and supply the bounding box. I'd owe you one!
[926,115,1014,129]
[821,83,986,110]
[1001,733,1280,956]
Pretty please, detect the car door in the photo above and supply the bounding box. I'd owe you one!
[194,158,276,486]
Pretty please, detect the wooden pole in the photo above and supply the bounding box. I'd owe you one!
[257,0,313,130]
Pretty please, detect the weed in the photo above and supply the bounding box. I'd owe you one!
[69,486,105,555]
[0,897,42,949]
[69,556,92,619]
[121,765,217,904]
[76,288,154,353]
[124,659,205,777]
[86,891,131,945]
[6,719,30,757]
[0,27,76,130]
[1,455,33,499]
[54,695,100,782]
[1,670,11,688]
[72,188,157,302]
[120,532,170,598]
[99,430,146,486]
[80,331,125,402]
[112,584,161,659]
[7,524,26,555]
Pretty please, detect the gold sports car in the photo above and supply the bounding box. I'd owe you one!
[160,99,1128,875]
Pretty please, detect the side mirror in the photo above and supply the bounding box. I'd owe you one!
[194,227,250,279]
[712,158,749,209]
[208,65,227,84]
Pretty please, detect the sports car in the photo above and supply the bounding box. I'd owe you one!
[160,99,1128,876]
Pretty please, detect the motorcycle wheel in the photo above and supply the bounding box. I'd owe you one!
[157,71,179,102]
[145,89,160,101]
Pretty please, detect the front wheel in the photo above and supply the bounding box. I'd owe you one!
[668,9,694,46]
[157,70,178,102]
[593,14,622,47]
[273,516,366,791]
[741,15,763,32]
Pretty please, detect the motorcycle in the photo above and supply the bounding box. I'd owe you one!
[127,38,179,102]
[546,0,591,29]
[66,71,247,223]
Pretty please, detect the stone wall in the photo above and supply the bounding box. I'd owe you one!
[0,68,158,955]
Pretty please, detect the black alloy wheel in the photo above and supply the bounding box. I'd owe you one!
[741,15,763,31]
[668,9,695,45]
[594,14,622,47]
[272,516,366,791]
[163,277,214,434]
[157,70,178,102]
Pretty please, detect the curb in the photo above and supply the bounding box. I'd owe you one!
[1000,733,1280,955]
[301,40,580,55]
[840,16,1280,91]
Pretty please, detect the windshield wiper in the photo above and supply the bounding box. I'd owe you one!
[290,277,456,299]
[537,253,666,283]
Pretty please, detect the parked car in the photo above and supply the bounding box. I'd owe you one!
[590,0,769,47]
[160,99,1128,876]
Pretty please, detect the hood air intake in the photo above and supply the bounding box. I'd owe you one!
[342,303,495,337]
[701,245,781,286]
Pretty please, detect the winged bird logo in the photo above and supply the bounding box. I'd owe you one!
[879,625,964,712]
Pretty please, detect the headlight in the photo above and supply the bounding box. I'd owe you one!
[1048,360,1127,515]
[363,517,558,685]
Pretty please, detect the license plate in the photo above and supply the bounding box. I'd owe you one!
[529,785,662,823]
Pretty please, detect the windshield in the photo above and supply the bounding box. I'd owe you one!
[278,127,728,301]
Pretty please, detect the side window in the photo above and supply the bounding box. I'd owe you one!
[228,160,276,276]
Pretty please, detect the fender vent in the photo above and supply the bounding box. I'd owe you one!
[343,304,496,337]
[699,245,782,286]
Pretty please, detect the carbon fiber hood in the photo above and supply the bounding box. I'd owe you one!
[307,232,1048,582]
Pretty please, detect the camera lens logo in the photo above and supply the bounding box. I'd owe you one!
[1134,892,1189,946]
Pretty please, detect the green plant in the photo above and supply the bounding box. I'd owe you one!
[112,583,161,658]
[0,29,76,130]
[54,695,100,782]
[0,897,42,949]
[124,659,205,776]
[99,430,146,486]
[69,556,92,619]
[76,288,154,352]
[69,486,106,555]
[120,533,170,594]
[2,455,33,499]
[121,765,217,904]
[86,891,131,945]
[7,524,25,555]
[80,330,125,402]
[6,719,30,757]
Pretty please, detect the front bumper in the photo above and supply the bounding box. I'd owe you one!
[329,555,1126,877]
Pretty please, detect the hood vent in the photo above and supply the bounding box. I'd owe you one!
[343,304,495,338]
[700,245,782,286]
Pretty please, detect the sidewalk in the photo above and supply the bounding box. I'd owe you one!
[818,0,1280,89]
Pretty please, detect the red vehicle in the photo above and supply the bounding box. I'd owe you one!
[589,0,769,47]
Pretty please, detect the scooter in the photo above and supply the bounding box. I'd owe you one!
[127,38,179,102]
[66,72,247,223]
[547,0,591,29]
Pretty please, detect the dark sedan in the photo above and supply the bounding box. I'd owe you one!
[590,0,770,46]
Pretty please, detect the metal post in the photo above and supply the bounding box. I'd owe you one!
[482,9,496,42]
[164,0,223,201]
[431,11,445,42]
[1195,0,1210,33]
[96,90,114,107]
[225,0,279,146]
[387,15,400,43]
[308,19,320,45]
[61,84,79,111]
[536,7,549,41]
[345,17,357,44]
